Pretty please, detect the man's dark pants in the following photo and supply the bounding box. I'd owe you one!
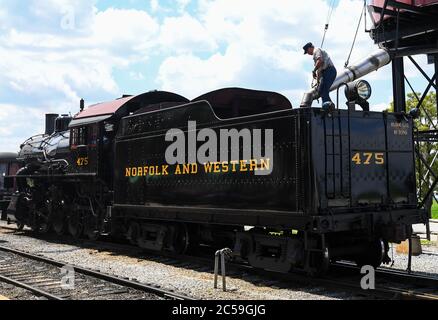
[319,65,337,104]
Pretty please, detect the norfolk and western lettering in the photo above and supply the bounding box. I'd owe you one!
[125,159,272,178]
[125,121,274,178]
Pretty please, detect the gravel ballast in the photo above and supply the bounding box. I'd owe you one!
[0,221,437,300]
[0,222,346,300]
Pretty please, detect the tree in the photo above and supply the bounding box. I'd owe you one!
[390,92,437,216]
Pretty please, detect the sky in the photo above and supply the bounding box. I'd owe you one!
[0,0,435,152]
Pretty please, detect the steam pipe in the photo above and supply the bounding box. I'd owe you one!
[300,49,392,107]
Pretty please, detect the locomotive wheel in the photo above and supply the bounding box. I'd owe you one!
[31,208,51,234]
[170,224,190,254]
[84,215,100,241]
[68,211,83,239]
[48,190,67,236]
[52,212,66,236]
[127,222,140,246]
[355,239,386,269]
[307,247,330,277]
[51,200,67,236]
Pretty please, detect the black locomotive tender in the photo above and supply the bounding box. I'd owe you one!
[5,87,427,275]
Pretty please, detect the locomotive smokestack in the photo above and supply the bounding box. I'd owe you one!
[80,98,85,112]
[300,49,391,107]
[45,113,59,135]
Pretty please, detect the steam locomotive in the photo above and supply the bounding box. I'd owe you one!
[4,84,428,275]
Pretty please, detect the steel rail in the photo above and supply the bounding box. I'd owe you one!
[2,224,437,300]
[0,245,194,301]
[138,246,438,301]
[0,273,64,300]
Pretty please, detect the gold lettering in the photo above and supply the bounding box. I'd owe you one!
[132,167,137,177]
[125,168,131,177]
[162,165,169,175]
[240,160,248,172]
[230,161,239,172]
[191,164,198,174]
[213,162,221,173]
[249,159,258,172]
[204,163,214,173]
[138,167,143,177]
[261,159,270,171]
[175,165,182,175]
[183,164,191,175]
[222,162,229,173]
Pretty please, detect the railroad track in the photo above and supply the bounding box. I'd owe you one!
[0,245,193,300]
[78,238,438,300]
[331,262,438,300]
[1,224,437,300]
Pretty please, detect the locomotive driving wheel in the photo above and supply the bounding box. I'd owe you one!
[48,187,68,236]
[68,199,84,239]
[52,208,66,236]
[84,214,100,241]
[30,202,51,234]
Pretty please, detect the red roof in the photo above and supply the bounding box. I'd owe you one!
[75,96,135,119]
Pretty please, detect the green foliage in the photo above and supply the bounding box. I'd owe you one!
[432,202,438,219]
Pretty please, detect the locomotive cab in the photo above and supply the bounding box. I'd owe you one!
[68,92,190,186]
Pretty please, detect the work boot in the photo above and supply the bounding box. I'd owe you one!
[322,102,335,113]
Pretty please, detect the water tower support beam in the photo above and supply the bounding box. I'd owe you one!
[392,57,406,113]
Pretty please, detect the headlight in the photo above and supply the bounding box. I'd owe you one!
[345,80,372,102]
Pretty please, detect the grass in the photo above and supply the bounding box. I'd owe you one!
[432,202,438,219]
[421,240,432,246]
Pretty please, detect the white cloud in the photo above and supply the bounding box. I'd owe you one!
[91,8,159,53]
[159,14,217,53]
[158,0,375,99]
[0,0,434,153]
[158,52,242,97]
[0,6,159,106]
[0,104,46,152]
[0,4,162,151]
[150,0,160,13]
[176,0,192,12]
[129,71,145,81]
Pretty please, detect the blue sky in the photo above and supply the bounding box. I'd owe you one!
[0,0,435,152]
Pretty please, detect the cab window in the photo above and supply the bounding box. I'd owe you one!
[71,126,88,146]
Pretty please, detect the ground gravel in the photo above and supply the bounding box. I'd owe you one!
[0,221,350,300]
[1,221,436,300]
[385,244,438,277]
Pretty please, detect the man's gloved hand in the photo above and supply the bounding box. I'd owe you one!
[312,70,317,79]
